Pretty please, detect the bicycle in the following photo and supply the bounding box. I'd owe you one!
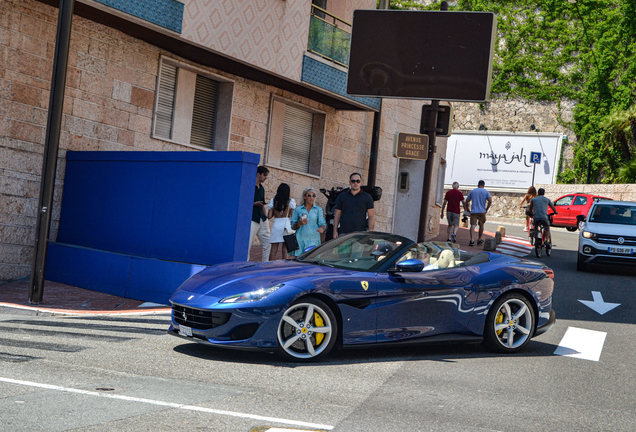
[533,219,553,258]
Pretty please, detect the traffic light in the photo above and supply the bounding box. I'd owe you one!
[420,103,453,137]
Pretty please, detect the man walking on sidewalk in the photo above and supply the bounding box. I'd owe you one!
[465,180,492,246]
[249,166,271,261]
[441,181,466,243]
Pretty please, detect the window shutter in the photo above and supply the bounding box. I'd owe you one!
[155,62,177,139]
[190,74,218,149]
[281,105,313,173]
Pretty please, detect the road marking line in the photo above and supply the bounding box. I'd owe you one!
[0,377,333,431]
[554,327,607,362]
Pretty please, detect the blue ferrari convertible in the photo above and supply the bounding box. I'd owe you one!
[168,232,555,361]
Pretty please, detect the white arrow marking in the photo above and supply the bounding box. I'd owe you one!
[554,327,607,362]
[578,291,620,315]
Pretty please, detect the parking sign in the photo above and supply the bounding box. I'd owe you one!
[530,151,542,164]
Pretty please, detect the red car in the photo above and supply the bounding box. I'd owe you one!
[549,193,613,231]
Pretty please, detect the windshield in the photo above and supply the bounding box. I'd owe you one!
[298,233,411,271]
[589,204,636,225]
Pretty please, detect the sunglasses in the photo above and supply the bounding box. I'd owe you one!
[306,194,316,198]
[350,179,361,183]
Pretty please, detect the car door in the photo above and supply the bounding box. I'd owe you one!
[374,266,476,343]
[552,195,574,226]
[327,273,378,345]
[568,195,589,227]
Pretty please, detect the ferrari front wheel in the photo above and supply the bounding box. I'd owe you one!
[277,297,337,361]
[483,293,536,353]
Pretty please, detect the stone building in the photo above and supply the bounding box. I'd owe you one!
[0,0,448,282]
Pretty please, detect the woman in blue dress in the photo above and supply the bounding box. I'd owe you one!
[290,187,327,256]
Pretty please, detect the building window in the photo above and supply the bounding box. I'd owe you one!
[153,58,233,151]
[267,97,325,177]
[436,158,447,206]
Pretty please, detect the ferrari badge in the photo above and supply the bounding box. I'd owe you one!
[361,281,369,291]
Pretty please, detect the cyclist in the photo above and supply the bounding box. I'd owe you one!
[529,188,558,245]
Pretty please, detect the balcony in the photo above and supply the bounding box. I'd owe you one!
[307,5,351,68]
[302,5,380,111]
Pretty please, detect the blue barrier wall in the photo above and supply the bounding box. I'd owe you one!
[46,151,260,304]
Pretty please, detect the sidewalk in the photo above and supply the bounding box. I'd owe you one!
[0,279,170,317]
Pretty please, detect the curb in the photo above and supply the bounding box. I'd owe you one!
[0,302,171,317]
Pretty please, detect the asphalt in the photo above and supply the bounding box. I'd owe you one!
[0,217,525,317]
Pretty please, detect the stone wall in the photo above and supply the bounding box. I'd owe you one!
[447,184,636,223]
[536,184,636,203]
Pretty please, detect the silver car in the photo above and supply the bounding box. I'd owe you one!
[577,201,636,271]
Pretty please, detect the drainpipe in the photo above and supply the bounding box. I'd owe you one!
[29,0,76,304]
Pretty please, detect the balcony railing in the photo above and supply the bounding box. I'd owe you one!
[307,5,352,67]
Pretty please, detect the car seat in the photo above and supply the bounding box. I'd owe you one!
[436,250,456,269]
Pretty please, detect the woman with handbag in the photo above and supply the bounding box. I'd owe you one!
[519,186,537,232]
[289,187,327,257]
[267,183,296,260]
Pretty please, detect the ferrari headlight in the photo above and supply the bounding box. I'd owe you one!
[582,231,597,240]
[219,284,284,304]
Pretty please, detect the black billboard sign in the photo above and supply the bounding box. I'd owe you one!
[347,10,497,102]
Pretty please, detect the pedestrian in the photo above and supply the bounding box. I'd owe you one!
[519,186,537,232]
[440,181,466,243]
[465,180,492,246]
[332,173,375,238]
[530,188,558,244]
[248,166,271,261]
[290,187,327,256]
[267,183,296,260]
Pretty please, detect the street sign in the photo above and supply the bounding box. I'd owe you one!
[420,103,453,137]
[530,151,542,164]
[393,133,429,161]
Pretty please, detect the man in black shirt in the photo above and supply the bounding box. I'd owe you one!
[333,173,375,238]
[249,166,271,261]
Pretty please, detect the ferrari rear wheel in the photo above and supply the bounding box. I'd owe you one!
[483,293,535,353]
[277,297,337,361]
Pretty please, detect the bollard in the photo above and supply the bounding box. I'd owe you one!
[484,238,497,251]
[496,225,506,237]
[495,231,503,244]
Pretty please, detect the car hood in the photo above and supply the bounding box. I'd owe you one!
[175,260,350,299]
[583,222,636,236]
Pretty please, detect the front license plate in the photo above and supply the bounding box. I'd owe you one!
[180,325,192,337]
[608,247,633,254]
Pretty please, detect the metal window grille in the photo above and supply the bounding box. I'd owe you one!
[281,105,313,173]
[155,62,177,139]
[190,74,218,149]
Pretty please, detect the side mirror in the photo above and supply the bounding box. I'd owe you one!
[576,215,586,222]
[303,245,317,253]
[390,259,424,273]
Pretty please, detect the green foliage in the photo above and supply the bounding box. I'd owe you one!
[618,158,636,183]
[557,168,577,185]
[384,0,636,183]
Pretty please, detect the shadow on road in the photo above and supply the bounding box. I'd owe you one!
[172,338,559,367]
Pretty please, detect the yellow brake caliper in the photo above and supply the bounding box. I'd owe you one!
[495,310,504,336]
[314,312,325,345]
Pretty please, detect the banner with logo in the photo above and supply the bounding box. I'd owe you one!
[444,131,563,191]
